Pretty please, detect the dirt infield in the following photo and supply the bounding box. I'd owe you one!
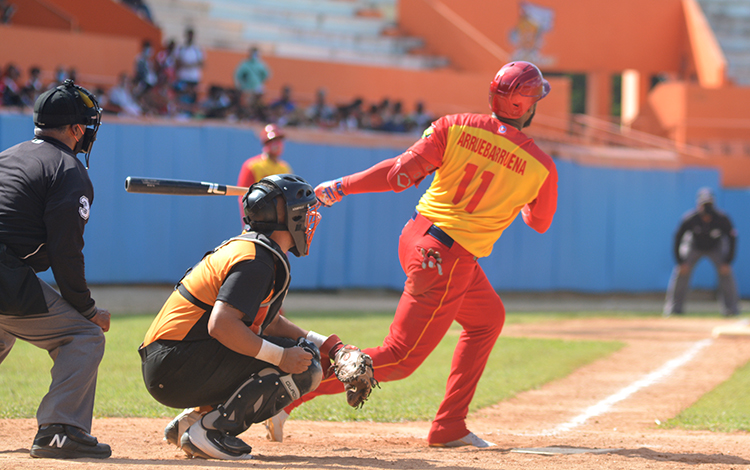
[2,311,750,469]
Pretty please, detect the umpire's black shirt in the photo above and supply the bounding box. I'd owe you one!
[0,135,95,315]
[673,208,737,264]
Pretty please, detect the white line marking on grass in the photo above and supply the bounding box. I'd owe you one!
[542,338,713,435]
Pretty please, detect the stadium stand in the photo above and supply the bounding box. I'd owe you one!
[147,0,448,69]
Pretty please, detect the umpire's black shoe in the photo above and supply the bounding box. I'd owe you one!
[30,424,111,459]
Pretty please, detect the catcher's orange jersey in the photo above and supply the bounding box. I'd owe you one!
[411,113,557,258]
[142,238,276,346]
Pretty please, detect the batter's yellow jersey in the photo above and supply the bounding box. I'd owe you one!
[237,154,292,188]
[412,113,558,258]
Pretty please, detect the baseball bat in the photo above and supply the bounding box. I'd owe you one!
[125,177,249,196]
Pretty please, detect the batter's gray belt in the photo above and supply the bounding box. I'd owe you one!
[412,211,454,248]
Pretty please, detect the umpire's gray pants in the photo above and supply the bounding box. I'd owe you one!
[0,279,105,433]
[664,246,740,315]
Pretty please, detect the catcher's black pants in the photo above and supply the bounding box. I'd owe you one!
[139,336,295,409]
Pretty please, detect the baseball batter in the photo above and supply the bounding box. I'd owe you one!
[265,61,558,448]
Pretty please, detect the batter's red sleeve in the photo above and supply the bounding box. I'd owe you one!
[522,163,558,233]
[341,157,398,194]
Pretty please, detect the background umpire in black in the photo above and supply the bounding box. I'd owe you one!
[0,80,112,459]
[664,187,740,317]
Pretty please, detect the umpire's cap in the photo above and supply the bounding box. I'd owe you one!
[696,187,715,206]
[33,79,101,129]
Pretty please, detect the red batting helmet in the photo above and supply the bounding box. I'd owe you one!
[489,61,550,120]
[261,123,285,144]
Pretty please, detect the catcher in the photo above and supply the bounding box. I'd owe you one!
[138,174,376,460]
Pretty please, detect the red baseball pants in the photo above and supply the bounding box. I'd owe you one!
[288,213,505,444]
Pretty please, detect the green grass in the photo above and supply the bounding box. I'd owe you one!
[0,310,622,422]
[7,309,748,430]
[664,359,750,432]
[290,311,624,421]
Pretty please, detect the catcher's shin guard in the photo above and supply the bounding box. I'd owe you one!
[211,342,322,436]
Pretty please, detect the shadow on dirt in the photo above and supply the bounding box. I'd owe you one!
[615,447,750,465]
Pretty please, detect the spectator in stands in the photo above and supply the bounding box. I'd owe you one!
[383,100,407,133]
[105,73,142,117]
[22,66,43,107]
[174,27,204,108]
[234,46,270,117]
[361,103,385,131]
[305,88,336,128]
[406,101,434,134]
[133,39,158,99]
[1,63,24,108]
[0,0,15,24]
[48,67,67,89]
[199,85,232,119]
[121,0,153,22]
[155,38,177,87]
[268,85,300,126]
[336,97,363,131]
[67,68,78,85]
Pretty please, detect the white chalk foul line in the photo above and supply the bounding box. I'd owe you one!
[542,338,713,435]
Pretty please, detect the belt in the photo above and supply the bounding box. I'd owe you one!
[411,211,454,248]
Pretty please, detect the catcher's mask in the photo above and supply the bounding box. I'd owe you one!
[489,61,550,120]
[242,174,321,257]
[33,79,102,167]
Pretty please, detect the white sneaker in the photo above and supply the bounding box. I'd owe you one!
[430,432,496,448]
[264,410,289,442]
[180,418,253,460]
[164,408,203,448]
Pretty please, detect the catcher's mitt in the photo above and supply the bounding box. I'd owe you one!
[332,345,379,408]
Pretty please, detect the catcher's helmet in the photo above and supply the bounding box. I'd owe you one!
[261,123,285,144]
[33,79,102,162]
[489,61,550,120]
[242,174,321,257]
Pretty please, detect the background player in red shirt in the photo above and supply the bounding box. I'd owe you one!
[237,124,292,223]
[266,61,559,448]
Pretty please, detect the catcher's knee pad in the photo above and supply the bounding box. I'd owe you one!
[211,342,322,436]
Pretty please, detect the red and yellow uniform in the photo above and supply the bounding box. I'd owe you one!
[237,155,292,219]
[292,113,558,445]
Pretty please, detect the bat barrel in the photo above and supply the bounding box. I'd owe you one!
[124,177,248,196]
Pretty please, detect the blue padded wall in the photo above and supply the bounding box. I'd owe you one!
[0,114,747,297]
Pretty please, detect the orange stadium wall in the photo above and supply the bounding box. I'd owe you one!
[34,0,161,46]
[649,81,750,143]
[0,25,141,87]
[648,82,750,187]
[398,0,690,75]
[5,0,75,30]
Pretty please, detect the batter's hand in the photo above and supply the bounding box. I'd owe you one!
[678,264,691,275]
[315,178,346,207]
[719,264,732,276]
[279,346,313,375]
[90,307,111,332]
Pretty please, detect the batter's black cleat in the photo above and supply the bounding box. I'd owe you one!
[30,424,111,459]
[180,419,252,460]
